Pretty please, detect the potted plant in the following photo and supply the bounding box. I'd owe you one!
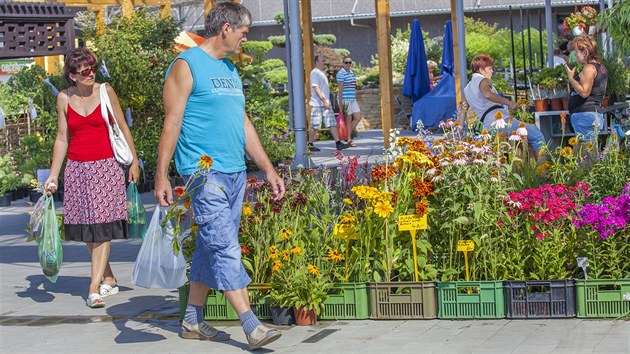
[601,52,630,104]
[266,240,332,326]
[581,6,598,35]
[0,154,32,206]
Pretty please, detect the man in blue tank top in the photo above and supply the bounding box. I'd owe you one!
[155,2,284,350]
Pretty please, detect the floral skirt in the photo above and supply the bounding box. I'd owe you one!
[63,157,128,242]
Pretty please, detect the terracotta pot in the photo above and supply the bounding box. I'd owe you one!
[549,98,563,111]
[561,98,569,111]
[602,96,609,108]
[534,99,548,112]
[293,306,317,326]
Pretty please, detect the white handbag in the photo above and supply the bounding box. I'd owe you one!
[100,83,133,166]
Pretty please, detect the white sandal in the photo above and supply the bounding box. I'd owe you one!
[87,293,105,308]
[99,284,119,297]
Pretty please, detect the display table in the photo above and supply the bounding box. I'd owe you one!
[534,101,629,150]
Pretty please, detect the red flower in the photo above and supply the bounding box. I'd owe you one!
[174,186,185,197]
[241,245,250,254]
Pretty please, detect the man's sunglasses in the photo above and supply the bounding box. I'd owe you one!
[344,61,352,64]
[76,66,97,76]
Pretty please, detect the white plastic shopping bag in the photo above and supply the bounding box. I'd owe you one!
[131,206,187,289]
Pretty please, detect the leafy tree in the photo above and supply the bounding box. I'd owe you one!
[82,8,180,176]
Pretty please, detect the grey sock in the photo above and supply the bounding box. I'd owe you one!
[238,309,261,335]
[184,304,203,325]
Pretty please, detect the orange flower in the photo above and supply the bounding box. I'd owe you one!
[198,154,213,171]
[241,244,250,254]
[183,196,191,209]
[415,200,428,216]
[371,165,398,182]
[560,112,567,130]
[174,186,185,197]
[411,179,434,197]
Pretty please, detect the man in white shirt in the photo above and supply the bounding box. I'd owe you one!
[308,55,348,151]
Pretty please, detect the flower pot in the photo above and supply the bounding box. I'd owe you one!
[293,306,316,326]
[602,96,609,108]
[271,305,295,326]
[561,98,569,111]
[53,190,63,202]
[550,98,563,111]
[534,99,548,112]
[29,190,43,204]
[572,26,585,36]
[0,192,11,207]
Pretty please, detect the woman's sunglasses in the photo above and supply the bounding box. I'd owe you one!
[76,66,97,77]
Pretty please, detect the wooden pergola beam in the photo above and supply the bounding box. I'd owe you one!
[450,0,463,104]
[375,0,393,149]
[300,0,314,132]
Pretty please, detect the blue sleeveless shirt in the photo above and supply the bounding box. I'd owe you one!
[166,47,246,175]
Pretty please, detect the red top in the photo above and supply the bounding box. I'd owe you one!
[67,104,114,162]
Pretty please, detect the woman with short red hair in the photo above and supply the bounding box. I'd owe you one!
[463,54,546,158]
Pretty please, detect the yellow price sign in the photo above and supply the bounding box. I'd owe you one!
[398,214,428,231]
[457,240,475,252]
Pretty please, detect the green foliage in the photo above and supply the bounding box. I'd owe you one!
[599,0,630,54]
[334,48,350,58]
[13,133,54,176]
[274,13,284,26]
[5,65,61,134]
[234,37,293,168]
[581,138,630,201]
[242,41,273,62]
[601,52,630,101]
[262,67,288,87]
[0,154,32,195]
[268,35,286,47]
[83,8,179,176]
[313,34,336,46]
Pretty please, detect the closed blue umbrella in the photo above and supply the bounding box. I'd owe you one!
[441,20,454,76]
[402,19,431,104]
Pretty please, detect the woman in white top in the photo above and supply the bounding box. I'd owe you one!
[462,54,546,158]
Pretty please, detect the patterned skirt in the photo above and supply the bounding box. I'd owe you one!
[63,157,128,242]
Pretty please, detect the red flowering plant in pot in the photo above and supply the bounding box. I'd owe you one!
[563,12,588,36]
[503,182,591,280]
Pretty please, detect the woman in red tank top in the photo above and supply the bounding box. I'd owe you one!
[44,48,139,308]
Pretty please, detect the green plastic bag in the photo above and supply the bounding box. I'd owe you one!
[127,182,147,239]
[37,195,63,283]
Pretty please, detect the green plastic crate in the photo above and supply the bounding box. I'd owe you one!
[437,281,505,319]
[319,282,369,319]
[576,279,630,318]
[368,281,437,319]
[179,283,271,320]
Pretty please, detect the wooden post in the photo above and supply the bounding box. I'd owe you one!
[375,0,393,149]
[300,0,314,132]
[96,7,106,35]
[122,0,135,18]
[450,0,463,105]
[160,0,171,18]
[204,0,216,16]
